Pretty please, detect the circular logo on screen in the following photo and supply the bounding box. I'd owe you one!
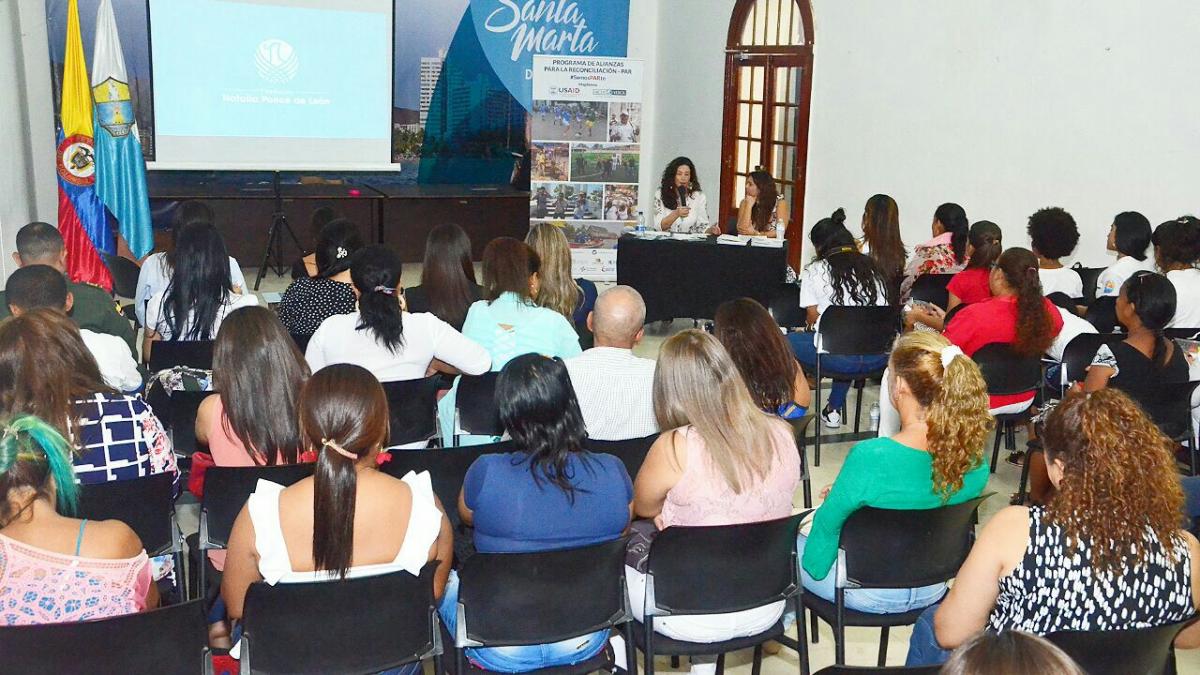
[255,39,298,84]
[56,135,95,186]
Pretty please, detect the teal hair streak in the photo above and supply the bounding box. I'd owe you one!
[0,416,79,516]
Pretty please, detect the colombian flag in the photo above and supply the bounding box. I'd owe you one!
[57,0,113,292]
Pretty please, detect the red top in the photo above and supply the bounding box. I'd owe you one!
[943,295,1063,408]
[946,268,992,306]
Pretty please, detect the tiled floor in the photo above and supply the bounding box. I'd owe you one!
[190,268,1200,673]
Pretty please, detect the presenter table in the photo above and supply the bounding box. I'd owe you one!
[616,235,790,322]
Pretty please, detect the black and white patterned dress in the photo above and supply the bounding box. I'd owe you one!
[276,277,356,336]
[988,506,1194,634]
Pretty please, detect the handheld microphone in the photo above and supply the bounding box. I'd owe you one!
[677,185,688,209]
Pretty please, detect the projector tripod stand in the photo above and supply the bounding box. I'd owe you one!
[253,172,302,291]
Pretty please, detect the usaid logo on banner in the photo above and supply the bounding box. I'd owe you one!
[255,39,299,84]
[469,0,629,109]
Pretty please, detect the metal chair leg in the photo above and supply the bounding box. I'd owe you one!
[751,645,763,675]
[810,608,819,643]
[670,656,680,669]
[644,617,655,675]
[813,358,822,467]
[990,426,1002,473]
[877,626,890,667]
[795,596,809,675]
[624,622,638,675]
[853,380,864,433]
[716,653,726,675]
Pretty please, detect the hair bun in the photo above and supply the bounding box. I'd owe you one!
[831,208,847,225]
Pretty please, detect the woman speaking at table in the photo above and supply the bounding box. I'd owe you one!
[653,156,720,235]
[736,170,789,238]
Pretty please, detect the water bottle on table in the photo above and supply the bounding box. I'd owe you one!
[635,210,646,234]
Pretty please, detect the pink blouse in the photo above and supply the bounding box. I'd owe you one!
[658,421,800,529]
[0,534,151,625]
[207,396,257,467]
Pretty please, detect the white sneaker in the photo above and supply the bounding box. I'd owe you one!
[821,408,842,429]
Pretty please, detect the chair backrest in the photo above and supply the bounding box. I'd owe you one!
[242,564,441,674]
[585,434,657,480]
[1058,333,1121,386]
[457,372,502,436]
[837,497,989,588]
[768,284,806,329]
[909,274,955,309]
[77,473,176,556]
[0,599,208,675]
[456,538,629,647]
[290,332,312,354]
[200,463,315,549]
[972,343,1043,396]
[381,441,512,527]
[102,253,141,300]
[167,390,211,457]
[382,376,441,445]
[1072,263,1106,306]
[1084,295,1119,333]
[646,514,803,615]
[1124,377,1197,440]
[148,340,215,373]
[1046,620,1189,675]
[1166,327,1200,341]
[817,306,901,356]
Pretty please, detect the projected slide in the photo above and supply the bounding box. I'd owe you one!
[149,0,392,169]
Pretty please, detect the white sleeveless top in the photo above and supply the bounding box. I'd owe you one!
[247,470,442,584]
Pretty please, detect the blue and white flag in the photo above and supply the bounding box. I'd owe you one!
[91,0,153,258]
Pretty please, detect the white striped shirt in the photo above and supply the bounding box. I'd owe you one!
[565,347,658,441]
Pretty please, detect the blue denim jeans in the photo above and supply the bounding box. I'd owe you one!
[905,604,952,666]
[792,534,946,616]
[438,571,609,672]
[787,332,890,410]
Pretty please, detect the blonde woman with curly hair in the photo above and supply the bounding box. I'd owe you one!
[801,331,993,613]
[525,223,596,329]
[907,388,1200,666]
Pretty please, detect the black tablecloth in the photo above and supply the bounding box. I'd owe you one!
[616,236,789,322]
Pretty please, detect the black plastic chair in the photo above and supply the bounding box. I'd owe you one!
[241,564,442,675]
[290,332,312,354]
[814,667,939,675]
[1046,620,1191,675]
[637,515,805,675]
[1084,296,1119,333]
[454,372,503,444]
[1133,378,1200,475]
[450,538,633,675]
[972,343,1043,472]
[798,497,989,670]
[1072,263,1106,306]
[193,463,315,597]
[78,473,185,596]
[0,599,210,675]
[1166,327,1200,341]
[586,434,657,481]
[102,253,142,325]
[769,284,807,329]
[1054,333,1122,395]
[148,340,215,373]
[908,274,955,310]
[811,306,901,463]
[383,376,442,446]
[381,441,512,529]
[168,390,211,459]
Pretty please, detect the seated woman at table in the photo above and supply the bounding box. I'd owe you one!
[736,170,789,239]
[714,298,810,419]
[789,209,893,430]
[653,157,719,235]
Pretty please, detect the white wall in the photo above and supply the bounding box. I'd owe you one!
[634,0,1200,266]
[626,0,663,225]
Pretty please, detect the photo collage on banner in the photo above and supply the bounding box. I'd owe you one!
[530,56,644,281]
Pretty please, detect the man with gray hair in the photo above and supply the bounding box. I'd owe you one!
[565,285,658,440]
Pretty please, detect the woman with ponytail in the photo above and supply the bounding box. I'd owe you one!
[0,415,157,624]
[800,331,992,613]
[792,209,892,429]
[900,202,970,302]
[306,245,490,384]
[221,364,453,625]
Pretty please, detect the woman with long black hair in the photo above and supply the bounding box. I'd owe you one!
[789,209,893,429]
[653,156,718,234]
[899,202,970,302]
[221,365,454,641]
[736,170,789,238]
[143,221,258,359]
[276,218,365,336]
[404,223,482,331]
[305,245,490,384]
[439,354,632,672]
[859,193,907,289]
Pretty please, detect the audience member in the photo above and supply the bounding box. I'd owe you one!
[135,207,246,327]
[290,206,338,279]
[802,332,991,612]
[900,203,969,302]
[714,297,810,419]
[5,265,141,392]
[143,221,259,359]
[859,193,907,292]
[0,415,157,625]
[276,218,364,336]
[440,354,632,671]
[1153,216,1200,328]
[908,221,1002,331]
[629,330,799,675]
[404,223,481,330]
[564,286,658,440]
[0,309,177,488]
[1097,211,1154,297]
[0,222,135,356]
[306,245,490,384]
[525,222,597,330]
[1028,207,1083,298]
[221,364,453,634]
[1043,293,1098,367]
[791,209,892,429]
[939,631,1084,675]
[908,389,1200,665]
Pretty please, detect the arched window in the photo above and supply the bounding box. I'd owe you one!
[720,0,814,269]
